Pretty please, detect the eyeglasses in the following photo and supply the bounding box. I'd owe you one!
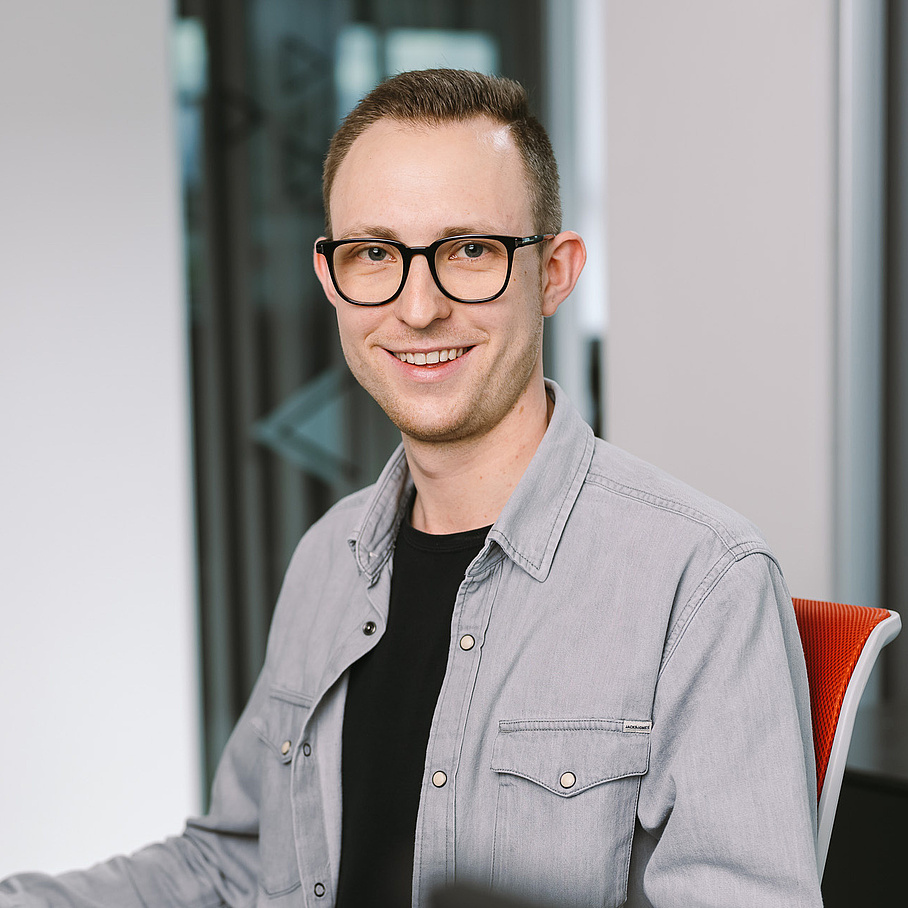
[316,234,554,306]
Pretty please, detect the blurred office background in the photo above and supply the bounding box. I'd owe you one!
[1,0,905,901]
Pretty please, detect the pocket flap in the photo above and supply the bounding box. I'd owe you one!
[491,719,650,797]
[251,687,312,763]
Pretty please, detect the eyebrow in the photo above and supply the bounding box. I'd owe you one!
[337,224,503,243]
[339,225,398,241]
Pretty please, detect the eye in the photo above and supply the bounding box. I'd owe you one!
[342,241,397,266]
[448,240,491,261]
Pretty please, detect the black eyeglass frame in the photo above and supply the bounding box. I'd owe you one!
[315,233,555,306]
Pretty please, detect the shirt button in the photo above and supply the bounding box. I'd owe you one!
[314,881,326,897]
[302,742,312,757]
[459,634,475,651]
[432,770,448,787]
[560,771,576,789]
[362,620,377,635]
[280,740,291,756]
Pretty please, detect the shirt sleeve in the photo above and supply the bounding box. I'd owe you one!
[0,671,270,908]
[627,552,824,908]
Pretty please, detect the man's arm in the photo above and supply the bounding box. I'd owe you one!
[628,552,823,908]
[0,672,269,908]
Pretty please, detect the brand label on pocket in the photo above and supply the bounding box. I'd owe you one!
[623,720,652,733]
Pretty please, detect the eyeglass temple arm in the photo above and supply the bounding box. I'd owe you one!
[516,234,556,247]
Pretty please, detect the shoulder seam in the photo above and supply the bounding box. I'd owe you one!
[584,472,762,556]
[659,550,781,677]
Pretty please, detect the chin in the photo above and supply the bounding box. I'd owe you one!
[358,383,467,440]
[389,412,474,444]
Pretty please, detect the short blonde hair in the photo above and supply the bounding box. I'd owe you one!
[322,69,561,238]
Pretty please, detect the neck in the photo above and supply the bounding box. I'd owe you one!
[404,379,553,535]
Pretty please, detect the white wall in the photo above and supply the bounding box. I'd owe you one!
[0,0,200,876]
[605,1,837,599]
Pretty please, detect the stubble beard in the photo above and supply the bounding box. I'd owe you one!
[343,317,544,447]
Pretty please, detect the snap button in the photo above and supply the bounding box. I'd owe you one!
[280,740,291,756]
[362,620,377,635]
[560,771,576,789]
[302,742,311,757]
[314,881,326,897]
[459,634,475,651]
[432,770,447,788]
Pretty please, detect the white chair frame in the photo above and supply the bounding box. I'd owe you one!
[816,609,901,877]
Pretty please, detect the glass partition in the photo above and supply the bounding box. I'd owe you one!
[175,0,544,792]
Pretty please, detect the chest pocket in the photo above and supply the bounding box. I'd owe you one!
[490,719,650,908]
[251,689,312,900]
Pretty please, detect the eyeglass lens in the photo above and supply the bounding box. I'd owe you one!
[331,237,511,304]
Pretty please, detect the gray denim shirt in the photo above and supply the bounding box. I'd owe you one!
[1,382,823,908]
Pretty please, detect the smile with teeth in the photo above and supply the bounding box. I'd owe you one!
[394,347,466,365]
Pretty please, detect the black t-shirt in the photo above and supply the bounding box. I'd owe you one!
[334,517,489,907]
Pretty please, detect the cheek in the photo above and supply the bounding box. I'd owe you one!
[331,310,360,362]
[335,308,365,344]
[509,261,545,305]
[505,275,545,337]
[335,310,383,365]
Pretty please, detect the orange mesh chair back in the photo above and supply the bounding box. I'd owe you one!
[791,597,901,878]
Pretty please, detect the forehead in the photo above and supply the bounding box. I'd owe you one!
[329,116,533,239]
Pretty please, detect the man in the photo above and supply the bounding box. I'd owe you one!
[2,69,822,907]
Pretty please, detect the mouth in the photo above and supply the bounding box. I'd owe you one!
[392,346,468,366]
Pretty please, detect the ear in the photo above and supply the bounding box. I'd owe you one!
[313,238,340,310]
[541,231,587,317]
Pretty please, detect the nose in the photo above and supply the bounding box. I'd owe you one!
[392,252,453,329]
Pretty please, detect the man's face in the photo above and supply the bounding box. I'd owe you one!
[315,116,550,446]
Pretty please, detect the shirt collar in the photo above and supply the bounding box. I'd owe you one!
[348,380,595,584]
[487,380,595,581]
